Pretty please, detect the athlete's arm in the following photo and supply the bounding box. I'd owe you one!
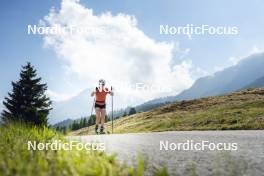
[91,87,98,96]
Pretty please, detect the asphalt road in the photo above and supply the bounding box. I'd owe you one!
[69,131,264,176]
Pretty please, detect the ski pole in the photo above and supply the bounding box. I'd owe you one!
[111,86,114,134]
[88,97,95,131]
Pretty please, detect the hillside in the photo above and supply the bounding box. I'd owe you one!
[70,88,264,135]
[244,76,264,89]
[52,118,73,128]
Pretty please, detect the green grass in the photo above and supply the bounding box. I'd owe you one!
[0,123,152,176]
[71,88,264,135]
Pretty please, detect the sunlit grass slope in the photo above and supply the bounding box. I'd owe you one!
[0,123,151,176]
[71,88,264,135]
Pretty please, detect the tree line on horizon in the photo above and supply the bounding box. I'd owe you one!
[55,107,137,133]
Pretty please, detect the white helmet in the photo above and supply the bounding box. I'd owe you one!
[99,79,105,85]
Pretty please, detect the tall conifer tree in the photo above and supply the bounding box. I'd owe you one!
[1,62,52,126]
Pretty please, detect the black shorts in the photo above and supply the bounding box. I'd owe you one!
[95,103,106,109]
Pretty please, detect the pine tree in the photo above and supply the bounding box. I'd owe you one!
[1,62,52,126]
[88,115,96,126]
[83,118,87,127]
[123,111,127,117]
[80,118,84,128]
[128,107,136,115]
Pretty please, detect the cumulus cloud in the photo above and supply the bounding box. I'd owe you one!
[46,89,78,101]
[214,45,264,72]
[249,45,263,55]
[41,0,205,107]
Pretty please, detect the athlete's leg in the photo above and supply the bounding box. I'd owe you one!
[101,109,106,125]
[100,109,106,133]
[95,107,101,125]
[95,107,101,133]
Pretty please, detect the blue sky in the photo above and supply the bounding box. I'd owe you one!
[1,0,264,108]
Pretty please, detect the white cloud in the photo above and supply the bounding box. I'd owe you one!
[249,45,263,55]
[41,0,205,107]
[228,56,240,65]
[214,45,264,72]
[47,89,79,101]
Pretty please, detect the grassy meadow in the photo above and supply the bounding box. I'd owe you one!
[71,88,264,135]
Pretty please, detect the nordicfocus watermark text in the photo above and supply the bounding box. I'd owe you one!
[96,82,173,93]
[160,24,239,38]
[27,25,104,35]
[27,140,105,151]
[160,140,238,151]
